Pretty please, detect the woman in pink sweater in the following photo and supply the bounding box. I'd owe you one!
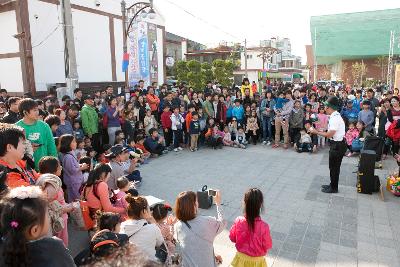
[80,163,126,218]
[229,188,272,267]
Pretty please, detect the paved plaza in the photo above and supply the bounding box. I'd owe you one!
[69,146,400,267]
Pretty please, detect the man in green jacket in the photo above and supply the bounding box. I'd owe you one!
[80,95,100,151]
[202,93,214,121]
[16,98,58,170]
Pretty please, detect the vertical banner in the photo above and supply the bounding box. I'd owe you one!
[138,21,150,86]
[147,23,158,84]
[128,27,140,87]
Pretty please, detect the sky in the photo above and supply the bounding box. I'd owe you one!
[155,0,399,64]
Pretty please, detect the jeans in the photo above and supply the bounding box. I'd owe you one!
[108,126,121,145]
[262,116,272,141]
[173,129,183,148]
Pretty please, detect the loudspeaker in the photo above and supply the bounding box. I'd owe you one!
[357,150,376,194]
[197,185,213,209]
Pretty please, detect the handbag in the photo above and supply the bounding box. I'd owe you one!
[71,184,95,231]
[70,199,95,231]
[155,243,168,263]
[351,138,364,152]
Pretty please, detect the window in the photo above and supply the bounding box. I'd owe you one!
[246,55,253,59]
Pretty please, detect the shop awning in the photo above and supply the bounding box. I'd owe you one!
[292,73,304,79]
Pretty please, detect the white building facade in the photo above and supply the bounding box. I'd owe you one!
[0,0,166,94]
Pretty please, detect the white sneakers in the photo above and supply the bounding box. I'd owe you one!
[174,147,183,152]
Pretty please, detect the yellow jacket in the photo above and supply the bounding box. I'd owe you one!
[240,84,253,98]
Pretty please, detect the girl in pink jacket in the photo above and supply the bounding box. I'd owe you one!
[229,188,272,267]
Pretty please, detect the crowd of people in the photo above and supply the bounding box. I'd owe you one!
[0,77,397,266]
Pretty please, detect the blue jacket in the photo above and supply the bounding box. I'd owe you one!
[341,107,359,122]
[231,105,244,120]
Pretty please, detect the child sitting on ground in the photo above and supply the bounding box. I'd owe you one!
[114,176,138,220]
[234,126,247,149]
[114,130,127,146]
[347,121,370,157]
[304,120,318,153]
[205,118,223,149]
[345,122,360,157]
[229,117,239,141]
[127,137,150,164]
[223,125,234,146]
[296,129,313,153]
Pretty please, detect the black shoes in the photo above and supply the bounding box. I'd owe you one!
[321,184,330,190]
[321,186,338,193]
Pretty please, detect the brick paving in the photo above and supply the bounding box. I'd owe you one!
[68,145,400,266]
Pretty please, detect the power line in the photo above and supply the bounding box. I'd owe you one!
[163,0,240,41]
[32,4,62,49]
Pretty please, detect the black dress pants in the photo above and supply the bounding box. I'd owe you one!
[328,139,347,190]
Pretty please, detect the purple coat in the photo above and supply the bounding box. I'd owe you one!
[61,152,84,202]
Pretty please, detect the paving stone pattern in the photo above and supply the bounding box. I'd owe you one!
[68,145,400,267]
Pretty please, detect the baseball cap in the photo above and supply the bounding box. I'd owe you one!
[105,145,128,158]
[83,95,95,101]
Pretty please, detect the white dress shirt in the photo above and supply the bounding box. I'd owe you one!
[328,111,345,141]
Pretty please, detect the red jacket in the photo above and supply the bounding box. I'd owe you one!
[161,111,172,129]
[216,102,227,124]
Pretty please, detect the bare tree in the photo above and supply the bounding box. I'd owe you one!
[374,56,388,81]
[257,46,280,70]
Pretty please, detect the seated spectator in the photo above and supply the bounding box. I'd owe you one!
[230,188,272,267]
[144,128,166,156]
[80,163,126,217]
[295,129,313,153]
[0,186,75,267]
[107,145,141,190]
[174,190,226,267]
[74,212,129,266]
[120,195,164,261]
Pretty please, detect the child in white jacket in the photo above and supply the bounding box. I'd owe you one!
[170,106,185,152]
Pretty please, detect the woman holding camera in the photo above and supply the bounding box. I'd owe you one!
[174,190,226,267]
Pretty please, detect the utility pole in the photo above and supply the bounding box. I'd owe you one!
[313,27,317,83]
[244,38,248,78]
[61,0,79,92]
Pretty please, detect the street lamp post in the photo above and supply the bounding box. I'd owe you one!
[121,0,155,90]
